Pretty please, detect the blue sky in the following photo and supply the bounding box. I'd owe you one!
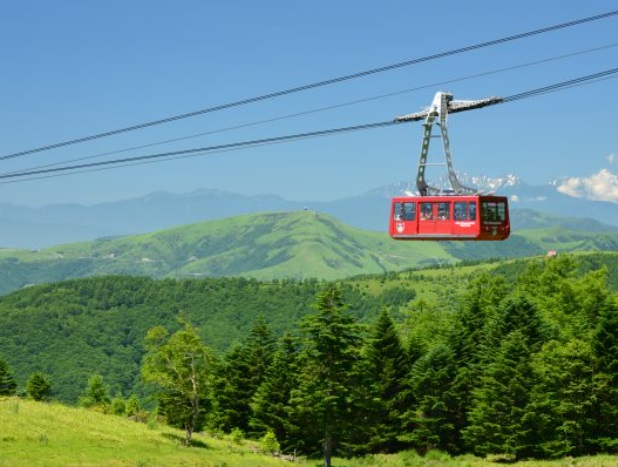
[0,1,616,206]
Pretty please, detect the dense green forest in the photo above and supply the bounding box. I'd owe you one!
[1,253,618,463]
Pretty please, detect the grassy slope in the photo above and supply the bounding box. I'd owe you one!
[1,398,616,467]
[0,397,288,467]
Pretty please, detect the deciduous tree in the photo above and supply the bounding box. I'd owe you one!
[141,322,217,445]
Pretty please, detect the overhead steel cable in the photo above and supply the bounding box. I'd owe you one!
[0,66,617,184]
[5,41,618,178]
[503,67,618,102]
[1,9,617,163]
[0,121,396,180]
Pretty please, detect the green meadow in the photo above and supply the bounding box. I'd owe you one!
[0,397,287,467]
[1,398,617,467]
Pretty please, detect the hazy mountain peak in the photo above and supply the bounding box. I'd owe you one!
[367,173,522,197]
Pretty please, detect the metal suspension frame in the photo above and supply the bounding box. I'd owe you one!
[395,92,503,197]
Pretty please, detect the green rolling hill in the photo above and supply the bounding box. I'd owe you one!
[0,210,453,294]
[0,209,617,295]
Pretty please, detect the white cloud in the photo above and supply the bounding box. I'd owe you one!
[556,168,618,203]
[509,194,519,203]
[608,153,616,165]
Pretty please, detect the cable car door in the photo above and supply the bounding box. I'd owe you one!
[418,201,452,236]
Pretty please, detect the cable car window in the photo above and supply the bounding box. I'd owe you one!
[497,202,506,221]
[402,202,415,221]
[394,202,403,221]
[420,202,433,221]
[454,202,467,221]
[481,201,506,223]
[469,202,477,221]
[394,202,416,221]
[437,202,450,220]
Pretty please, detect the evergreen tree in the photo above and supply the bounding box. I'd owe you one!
[215,316,275,434]
[0,356,17,396]
[243,316,276,404]
[215,343,251,433]
[591,302,618,451]
[484,294,549,359]
[141,322,217,445]
[463,331,536,459]
[448,275,505,442]
[125,394,141,417]
[400,344,458,454]
[250,332,299,451]
[25,372,52,401]
[110,395,127,415]
[515,256,607,340]
[527,339,596,458]
[290,286,363,467]
[79,374,111,410]
[361,308,410,453]
[570,268,611,335]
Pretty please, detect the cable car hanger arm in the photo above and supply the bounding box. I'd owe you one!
[393,92,503,196]
[393,94,503,122]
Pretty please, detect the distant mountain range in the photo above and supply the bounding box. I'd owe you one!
[2,175,618,249]
[0,208,617,295]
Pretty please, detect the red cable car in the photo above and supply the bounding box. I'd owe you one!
[389,92,510,241]
[389,195,510,241]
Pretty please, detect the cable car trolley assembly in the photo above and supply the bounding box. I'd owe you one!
[389,92,510,241]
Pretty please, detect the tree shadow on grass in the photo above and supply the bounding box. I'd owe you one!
[161,433,209,449]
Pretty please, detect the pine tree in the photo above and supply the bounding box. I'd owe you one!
[289,286,363,467]
[361,308,410,453]
[0,356,17,396]
[25,372,52,401]
[250,332,299,451]
[79,374,111,410]
[400,343,458,454]
[448,275,505,444]
[463,331,536,460]
[485,294,549,355]
[215,343,249,432]
[215,317,275,434]
[243,316,276,402]
[527,339,596,458]
[591,302,618,451]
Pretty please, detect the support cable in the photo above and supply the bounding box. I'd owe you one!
[1,10,617,163]
[0,67,617,184]
[6,42,616,178]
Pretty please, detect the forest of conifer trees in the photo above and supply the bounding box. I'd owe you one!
[1,255,618,465]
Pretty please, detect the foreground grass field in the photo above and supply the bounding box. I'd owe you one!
[0,398,288,466]
[1,398,617,467]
